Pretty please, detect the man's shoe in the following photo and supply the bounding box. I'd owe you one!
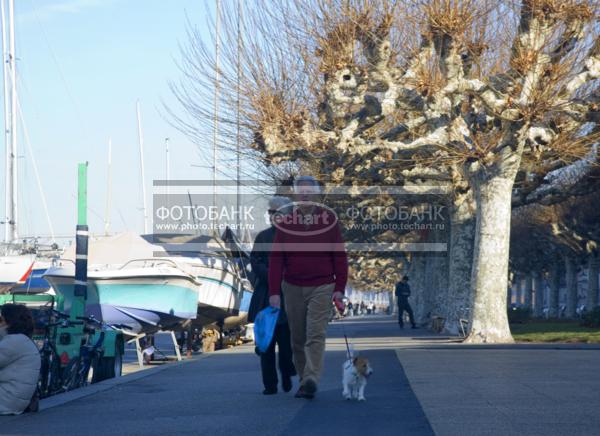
[282,376,293,393]
[399,324,404,328]
[411,325,417,329]
[294,380,316,400]
[263,387,277,395]
[303,379,317,397]
[294,386,311,399]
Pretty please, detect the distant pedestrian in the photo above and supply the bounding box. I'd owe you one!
[0,304,41,415]
[269,176,348,400]
[395,276,416,328]
[248,196,296,395]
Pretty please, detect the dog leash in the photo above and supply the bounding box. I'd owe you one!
[340,318,352,360]
[343,333,352,360]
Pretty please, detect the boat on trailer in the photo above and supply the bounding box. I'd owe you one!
[148,230,253,330]
[44,259,200,335]
[43,232,201,335]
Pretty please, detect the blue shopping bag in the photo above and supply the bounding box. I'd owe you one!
[254,306,280,354]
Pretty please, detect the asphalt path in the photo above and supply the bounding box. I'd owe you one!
[3,315,600,436]
[1,316,434,436]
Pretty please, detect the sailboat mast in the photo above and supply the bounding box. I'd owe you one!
[1,0,10,244]
[165,137,170,186]
[213,0,220,236]
[104,138,112,235]
[136,100,149,234]
[1,0,17,243]
[8,0,15,243]
[236,0,242,238]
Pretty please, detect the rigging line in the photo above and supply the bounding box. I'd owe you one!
[29,0,91,142]
[70,193,104,223]
[14,90,55,242]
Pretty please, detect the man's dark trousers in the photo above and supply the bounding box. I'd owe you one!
[261,323,295,390]
[397,299,415,328]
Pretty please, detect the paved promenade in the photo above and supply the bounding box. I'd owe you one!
[2,316,600,436]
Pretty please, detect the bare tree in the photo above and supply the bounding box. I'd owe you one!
[172,0,600,342]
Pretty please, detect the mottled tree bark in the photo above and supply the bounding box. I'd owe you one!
[433,249,449,321]
[444,201,476,335]
[408,255,427,325]
[565,256,578,318]
[514,273,523,307]
[465,176,515,343]
[588,255,599,309]
[421,253,440,326]
[533,271,544,317]
[523,272,533,310]
[548,262,561,318]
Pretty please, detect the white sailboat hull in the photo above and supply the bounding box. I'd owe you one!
[0,254,34,293]
[173,255,252,328]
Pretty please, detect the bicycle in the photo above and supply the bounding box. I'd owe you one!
[38,310,83,398]
[62,315,130,390]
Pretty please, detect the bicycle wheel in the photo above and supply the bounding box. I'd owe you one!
[62,358,83,391]
[38,352,50,398]
[47,355,63,395]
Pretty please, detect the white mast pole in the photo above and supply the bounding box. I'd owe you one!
[165,137,170,200]
[236,0,242,238]
[165,137,170,185]
[104,137,112,235]
[136,100,149,234]
[213,0,220,235]
[1,0,11,244]
[2,0,16,243]
[8,0,16,242]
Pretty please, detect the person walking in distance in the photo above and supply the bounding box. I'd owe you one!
[268,176,348,400]
[248,196,296,395]
[395,276,416,329]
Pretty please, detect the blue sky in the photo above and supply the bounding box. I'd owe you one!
[7,0,218,241]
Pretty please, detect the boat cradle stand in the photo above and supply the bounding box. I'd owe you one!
[126,331,182,368]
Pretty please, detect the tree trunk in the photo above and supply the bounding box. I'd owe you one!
[533,271,544,317]
[443,196,476,335]
[588,255,599,310]
[432,250,449,321]
[408,255,427,325]
[514,273,522,307]
[523,272,533,310]
[565,256,577,318]
[426,228,447,323]
[548,262,560,318]
[465,176,514,343]
[421,254,439,325]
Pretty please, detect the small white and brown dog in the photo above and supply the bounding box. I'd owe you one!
[342,350,373,401]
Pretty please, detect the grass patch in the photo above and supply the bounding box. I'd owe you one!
[511,320,600,343]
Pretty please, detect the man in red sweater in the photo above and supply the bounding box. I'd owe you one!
[268,176,348,399]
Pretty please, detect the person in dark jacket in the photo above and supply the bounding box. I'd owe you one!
[395,276,416,328]
[248,196,296,395]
